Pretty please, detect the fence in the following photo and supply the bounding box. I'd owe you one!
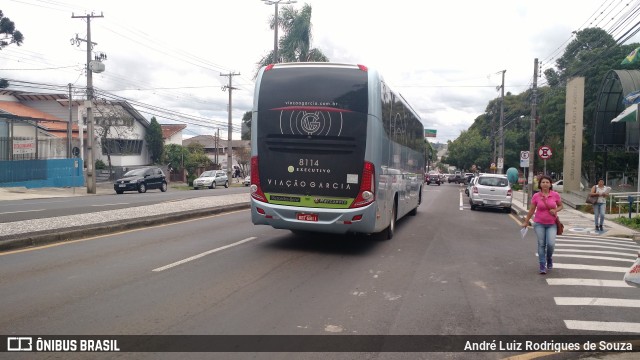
[608,192,640,217]
[0,158,84,188]
[0,136,68,160]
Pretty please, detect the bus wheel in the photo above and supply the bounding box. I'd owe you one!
[377,202,396,240]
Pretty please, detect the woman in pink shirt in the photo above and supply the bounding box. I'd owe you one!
[521,175,564,274]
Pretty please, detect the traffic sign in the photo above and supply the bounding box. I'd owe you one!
[497,157,504,169]
[520,151,530,168]
[538,145,552,160]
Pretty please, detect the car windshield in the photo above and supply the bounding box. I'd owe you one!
[478,177,508,187]
[123,168,147,177]
[200,171,214,177]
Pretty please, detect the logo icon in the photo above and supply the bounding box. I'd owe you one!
[7,337,32,351]
[280,110,343,136]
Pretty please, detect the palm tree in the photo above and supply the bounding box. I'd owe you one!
[256,3,328,74]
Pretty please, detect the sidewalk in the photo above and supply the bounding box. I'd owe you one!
[511,190,639,239]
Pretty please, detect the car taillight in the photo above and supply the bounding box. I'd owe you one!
[250,156,267,203]
[472,186,478,194]
[350,161,375,208]
[507,189,512,197]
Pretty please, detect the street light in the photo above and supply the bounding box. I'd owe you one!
[262,0,297,63]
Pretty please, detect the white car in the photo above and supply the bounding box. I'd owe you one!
[469,174,512,212]
[243,175,251,186]
[552,179,584,192]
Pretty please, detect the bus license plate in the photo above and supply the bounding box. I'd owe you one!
[297,213,318,222]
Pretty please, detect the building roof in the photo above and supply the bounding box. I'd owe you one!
[161,124,187,139]
[0,100,65,121]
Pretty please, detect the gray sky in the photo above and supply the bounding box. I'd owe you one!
[2,0,639,142]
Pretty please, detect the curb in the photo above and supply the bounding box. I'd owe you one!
[0,203,251,252]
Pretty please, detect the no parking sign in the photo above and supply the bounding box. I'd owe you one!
[538,145,552,159]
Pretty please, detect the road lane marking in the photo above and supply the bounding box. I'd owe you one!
[0,209,46,215]
[557,238,640,247]
[557,234,636,242]
[552,263,629,272]
[564,320,640,333]
[152,237,257,272]
[555,297,640,307]
[552,254,635,263]
[91,203,130,207]
[547,278,632,287]
[459,191,463,211]
[554,248,637,258]
[556,243,640,251]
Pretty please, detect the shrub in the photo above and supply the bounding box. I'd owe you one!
[95,159,106,170]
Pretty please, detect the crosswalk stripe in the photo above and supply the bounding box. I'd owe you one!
[555,297,640,307]
[556,243,640,251]
[558,234,635,242]
[554,249,637,258]
[547,278,631,287]
[557,238,640,247]
[552,254,635,263]
[564,320,640,333]
[552,263,629,272]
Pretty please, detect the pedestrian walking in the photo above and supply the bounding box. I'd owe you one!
[521,175,564,274]
[590,178,610,232]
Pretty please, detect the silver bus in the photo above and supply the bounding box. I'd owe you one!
[249,63,425,239]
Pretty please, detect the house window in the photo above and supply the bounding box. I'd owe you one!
[102,139,143,155]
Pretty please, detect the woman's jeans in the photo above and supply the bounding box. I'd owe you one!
[594,202,606,227]
[533,222,556,265]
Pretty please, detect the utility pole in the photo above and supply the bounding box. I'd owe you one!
[68,83,73,158]
[72,12,103,194]
[527,58,539,208]
[498,70,506,174]
[262,0,297,63]
[215,128,219,167]
[220,72,240,180]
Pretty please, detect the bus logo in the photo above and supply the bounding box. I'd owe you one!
[276,108,344,136]
[300,112,321,133]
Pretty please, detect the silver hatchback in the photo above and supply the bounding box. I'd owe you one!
[469,174,512,212]
[193,170,229,190]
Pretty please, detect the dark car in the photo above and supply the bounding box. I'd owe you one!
[114,167,168,194]
[425,173,441,186]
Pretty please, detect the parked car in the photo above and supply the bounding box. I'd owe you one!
[447,174,458,183]
[469,174,512,212]
[552,179,584,192]
[114,167,167,194]
[244,175,251,186]
[193,170,229,189]
[425,173,441,186]
[465,176,478,196]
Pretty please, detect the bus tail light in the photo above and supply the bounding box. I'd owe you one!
[350,161,375,208]
[250,156,268,203]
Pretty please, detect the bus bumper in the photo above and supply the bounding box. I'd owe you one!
[250,199,377,234]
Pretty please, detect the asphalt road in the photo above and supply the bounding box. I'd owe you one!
[1,183,638,359]
[0,185,250,223]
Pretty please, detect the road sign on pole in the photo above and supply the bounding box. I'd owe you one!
[538,145,552,160]
[520,151,529,167]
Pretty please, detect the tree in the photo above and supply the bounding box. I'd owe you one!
[145,117,164,164]
[256,3,328,74]
[241,111,252,140]
[235,146,251,176]
[91,101,136,179]
[1,10,24,89]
